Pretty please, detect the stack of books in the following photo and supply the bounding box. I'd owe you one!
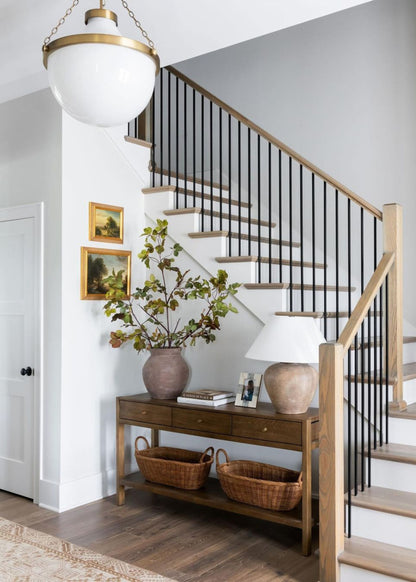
[177,389,235,407]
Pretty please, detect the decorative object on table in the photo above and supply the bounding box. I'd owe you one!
[177,389,235,407]
[135,436,214,490]
[103,219,240,399]
[80,247,131,300]
[234,372,262,409]
[216,449,302,511]
[41,0,159,127]
[245,314,326,414]
[89,202,123,243]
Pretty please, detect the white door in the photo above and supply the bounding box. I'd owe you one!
[0,209,38,498]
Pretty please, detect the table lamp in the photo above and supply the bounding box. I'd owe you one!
[245,315,326,414]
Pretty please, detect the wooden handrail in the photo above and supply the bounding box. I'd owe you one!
[338,252,395,354]
[167,65,383,221]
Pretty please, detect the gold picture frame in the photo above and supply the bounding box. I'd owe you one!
[80,247,131,300]
[89,202,124,243]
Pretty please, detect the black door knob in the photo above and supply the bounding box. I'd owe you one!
[20,367,33,377]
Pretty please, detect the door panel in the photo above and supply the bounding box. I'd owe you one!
[0,217,35,498]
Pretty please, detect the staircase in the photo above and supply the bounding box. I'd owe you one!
[125,66,415,581]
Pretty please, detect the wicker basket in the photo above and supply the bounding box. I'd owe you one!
[134,436,214,490]
[216,449,302,511]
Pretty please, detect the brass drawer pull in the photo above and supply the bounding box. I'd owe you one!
[197,419,203,423]
[141,411,147,415]
[262,427,268,432]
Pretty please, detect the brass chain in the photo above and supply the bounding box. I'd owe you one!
[120,0,155,49]
[43,0,81,48]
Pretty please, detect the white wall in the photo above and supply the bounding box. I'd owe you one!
[176,0,416,325]
[0,89,63,496]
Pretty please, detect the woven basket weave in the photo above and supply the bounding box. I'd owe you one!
[216,449,302,511]
[135,436,214,490]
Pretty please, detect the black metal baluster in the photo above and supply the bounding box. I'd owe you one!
[210,100,213,230]
[257,135,261,283]
[289,157,293,310]
[201,95,205,231]
[385,278,389,444]
[151,92,155,187]
[238,121,241,253]
[279,150,282,283]
[184,81,187,206]
[175,76,179,206]
[228,114,232,255]
[347,197,352,536]
[268,143,272,282]
[160,68,164,190]
[373,218,378,448]
[168,71,171,183]
[323,182,327,337]
[335,190,339,337]
[379,284,384,446]
[312,173,316,312]
[192,87,195,205]
[360,208,365,491]
[300,165,304,310]
[248,129,252,256]
[219,107,223,231]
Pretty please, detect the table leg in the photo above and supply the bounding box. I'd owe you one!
[301,420,312,556]
[151,428,159,447]
[116,404,125,506]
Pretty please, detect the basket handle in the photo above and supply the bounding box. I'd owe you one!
[135,435,151,453]
[216,448,230,466]
[200,446,214,463]
[297,471,303,485]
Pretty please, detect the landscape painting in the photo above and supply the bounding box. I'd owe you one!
[81,247,131,300]
[89,202,124,243]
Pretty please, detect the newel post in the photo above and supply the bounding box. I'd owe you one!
[319,342,345,582]
[383,203,404,409]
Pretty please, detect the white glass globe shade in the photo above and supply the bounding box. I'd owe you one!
[46,16,157,127]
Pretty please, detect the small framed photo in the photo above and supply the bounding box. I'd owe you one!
[80,247,131,300]
[234,372,262,408]
[89,202,124,243]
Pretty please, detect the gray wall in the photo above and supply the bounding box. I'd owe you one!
[176,0,416,325]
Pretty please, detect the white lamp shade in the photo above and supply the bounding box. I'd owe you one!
[46,16,157,127]
[245,315,326,364]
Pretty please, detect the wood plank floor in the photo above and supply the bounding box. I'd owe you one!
[0,489,319,581]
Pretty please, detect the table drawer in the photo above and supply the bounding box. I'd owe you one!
[172,408,231,435]
[232,416,301,446]
[119,401,172,426]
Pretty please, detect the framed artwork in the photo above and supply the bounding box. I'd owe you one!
[80,247,131,300]
[89,202,124,243]
[234,372,262,408]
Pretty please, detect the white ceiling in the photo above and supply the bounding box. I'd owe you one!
[0,0,373,105]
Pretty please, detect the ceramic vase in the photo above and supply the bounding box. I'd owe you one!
[142,347,189,399]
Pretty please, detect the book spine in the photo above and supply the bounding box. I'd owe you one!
[184,394,215,400]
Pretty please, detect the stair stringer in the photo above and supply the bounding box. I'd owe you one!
[143,189,289,324]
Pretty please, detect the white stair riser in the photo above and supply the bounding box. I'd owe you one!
[341,564,406,582]
[388,377,416,404]
[371,458,416,493]
[389,417,416,447]
[350,505,416,550]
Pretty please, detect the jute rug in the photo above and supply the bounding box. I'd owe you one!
[0,516,176,581]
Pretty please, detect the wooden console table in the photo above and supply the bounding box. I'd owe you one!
[116,393,319,555]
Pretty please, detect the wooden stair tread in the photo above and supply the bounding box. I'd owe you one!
[215,256,326,269]
[348,485,416,519]
[164,208,276,228]
[348,362,416,384]
[350,335,416,351]
[188,230,300,248]
[390,402,416,420]
[154,166,229,191]
[244,282,355,292]
[124,135,152,149]
[274,311,324,318]
[339,535,416,581]
[365,443,416,465]
[143,186,250,208]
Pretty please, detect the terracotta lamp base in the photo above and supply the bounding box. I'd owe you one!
[264,362,318,414]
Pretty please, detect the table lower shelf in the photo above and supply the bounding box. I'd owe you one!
[121,472,315,529]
